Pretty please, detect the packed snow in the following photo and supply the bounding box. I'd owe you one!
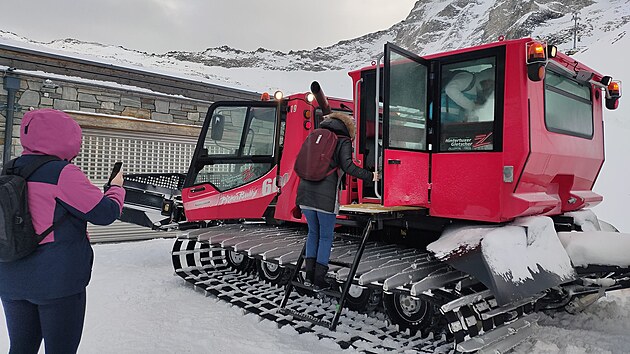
[1,2,630,353]
[1,236,629,353]
[0,239,358,354]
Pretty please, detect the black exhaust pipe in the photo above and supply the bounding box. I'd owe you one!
[310,81,331,115]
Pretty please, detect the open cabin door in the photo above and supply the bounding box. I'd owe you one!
[381,43,431,207]
[182,101,282,221]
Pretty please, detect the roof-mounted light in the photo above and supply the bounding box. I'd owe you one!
[274,90,284,100]
[526,41,549,82]
[605,80,621,110]
[608,81,621,98]
[547,45,557,59]
[260,92,270,101]
[306,92,315,103]
[526,41,547,63]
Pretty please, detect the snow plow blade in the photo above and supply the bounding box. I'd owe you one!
[428,216,576,306]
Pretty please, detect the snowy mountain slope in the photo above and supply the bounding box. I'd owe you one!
[2,0,629,88]
[577,26,630,234]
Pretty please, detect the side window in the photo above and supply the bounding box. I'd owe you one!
[387,53,428,151]
[544,70,593,138]
[439,57,497,151]
[244,107,276,156]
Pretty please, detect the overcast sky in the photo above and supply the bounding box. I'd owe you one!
[0,0,417,53]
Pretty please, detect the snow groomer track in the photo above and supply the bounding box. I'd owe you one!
[171,224,540,353]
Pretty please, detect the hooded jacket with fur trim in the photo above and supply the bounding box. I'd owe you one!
[0,109,125,300]
[296,112,373,213]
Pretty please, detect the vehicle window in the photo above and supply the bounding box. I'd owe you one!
[314,108,352,128]
[544,70,593,138]
[194,105,276,191]
[439,57,496,151]
[244,107,276,156]
[386,51,427,151]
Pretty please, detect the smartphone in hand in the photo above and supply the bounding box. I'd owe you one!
[104,162,123,191]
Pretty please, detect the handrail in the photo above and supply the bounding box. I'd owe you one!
[374,53,384,199]
[353,78,363,162]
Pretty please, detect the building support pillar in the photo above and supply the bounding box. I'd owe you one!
[2,69,20,166]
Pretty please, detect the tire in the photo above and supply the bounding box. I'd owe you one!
[345,286,381,312]
[256,260,292,286]
[383,293,435,335]
[226,250,252,272]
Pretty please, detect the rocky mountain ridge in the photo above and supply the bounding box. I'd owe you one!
[1,0,628,75]
[142,0,629,71]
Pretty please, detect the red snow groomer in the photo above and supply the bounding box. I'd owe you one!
[122,38,625,352]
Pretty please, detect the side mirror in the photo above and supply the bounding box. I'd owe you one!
[210,114,225,141]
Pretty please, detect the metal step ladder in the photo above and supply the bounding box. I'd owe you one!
[278,204,423,330]
[279,217,375,330]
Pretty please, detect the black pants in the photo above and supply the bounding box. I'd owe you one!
[1,291,86,354]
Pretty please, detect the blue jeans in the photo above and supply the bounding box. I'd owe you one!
[1,291,86,354]
[302,209,337,266]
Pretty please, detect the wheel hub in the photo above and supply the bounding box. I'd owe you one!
[229,251,244,264]
[263,261,279,272]
[399,295,420,316]
[348,285,364,298]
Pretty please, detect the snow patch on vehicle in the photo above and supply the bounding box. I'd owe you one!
[486,216,575,283]
[428,216,576,284]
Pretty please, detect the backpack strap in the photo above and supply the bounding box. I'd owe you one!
[3,155,61,179]
[3,155,67,242]
[36,211,72,242]
[1,158,17,175]
[329,135,353,174]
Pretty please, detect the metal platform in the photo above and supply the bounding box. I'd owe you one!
[339,203,424,214]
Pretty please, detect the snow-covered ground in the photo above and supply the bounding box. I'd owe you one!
[0,238,358,354]
[514,290,630,354]
[0,237,628,353]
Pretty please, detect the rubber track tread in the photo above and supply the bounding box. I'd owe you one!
[173,238,453,352]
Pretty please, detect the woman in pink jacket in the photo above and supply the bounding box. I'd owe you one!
[0,109,125,354]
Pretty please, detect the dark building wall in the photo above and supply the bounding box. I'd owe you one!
[0,44,259,164]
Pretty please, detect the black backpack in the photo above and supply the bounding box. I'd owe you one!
[0,156,67,262]
[294,129,347,181]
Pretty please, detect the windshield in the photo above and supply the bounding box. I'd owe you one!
[193,105,277,191]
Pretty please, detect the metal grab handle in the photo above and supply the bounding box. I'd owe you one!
[374,53,384,199]
[353,78,363,162]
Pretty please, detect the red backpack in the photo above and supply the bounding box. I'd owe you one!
[294,128,346,181]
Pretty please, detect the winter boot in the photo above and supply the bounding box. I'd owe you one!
[304,258,316,286]
[313,262,332,290]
